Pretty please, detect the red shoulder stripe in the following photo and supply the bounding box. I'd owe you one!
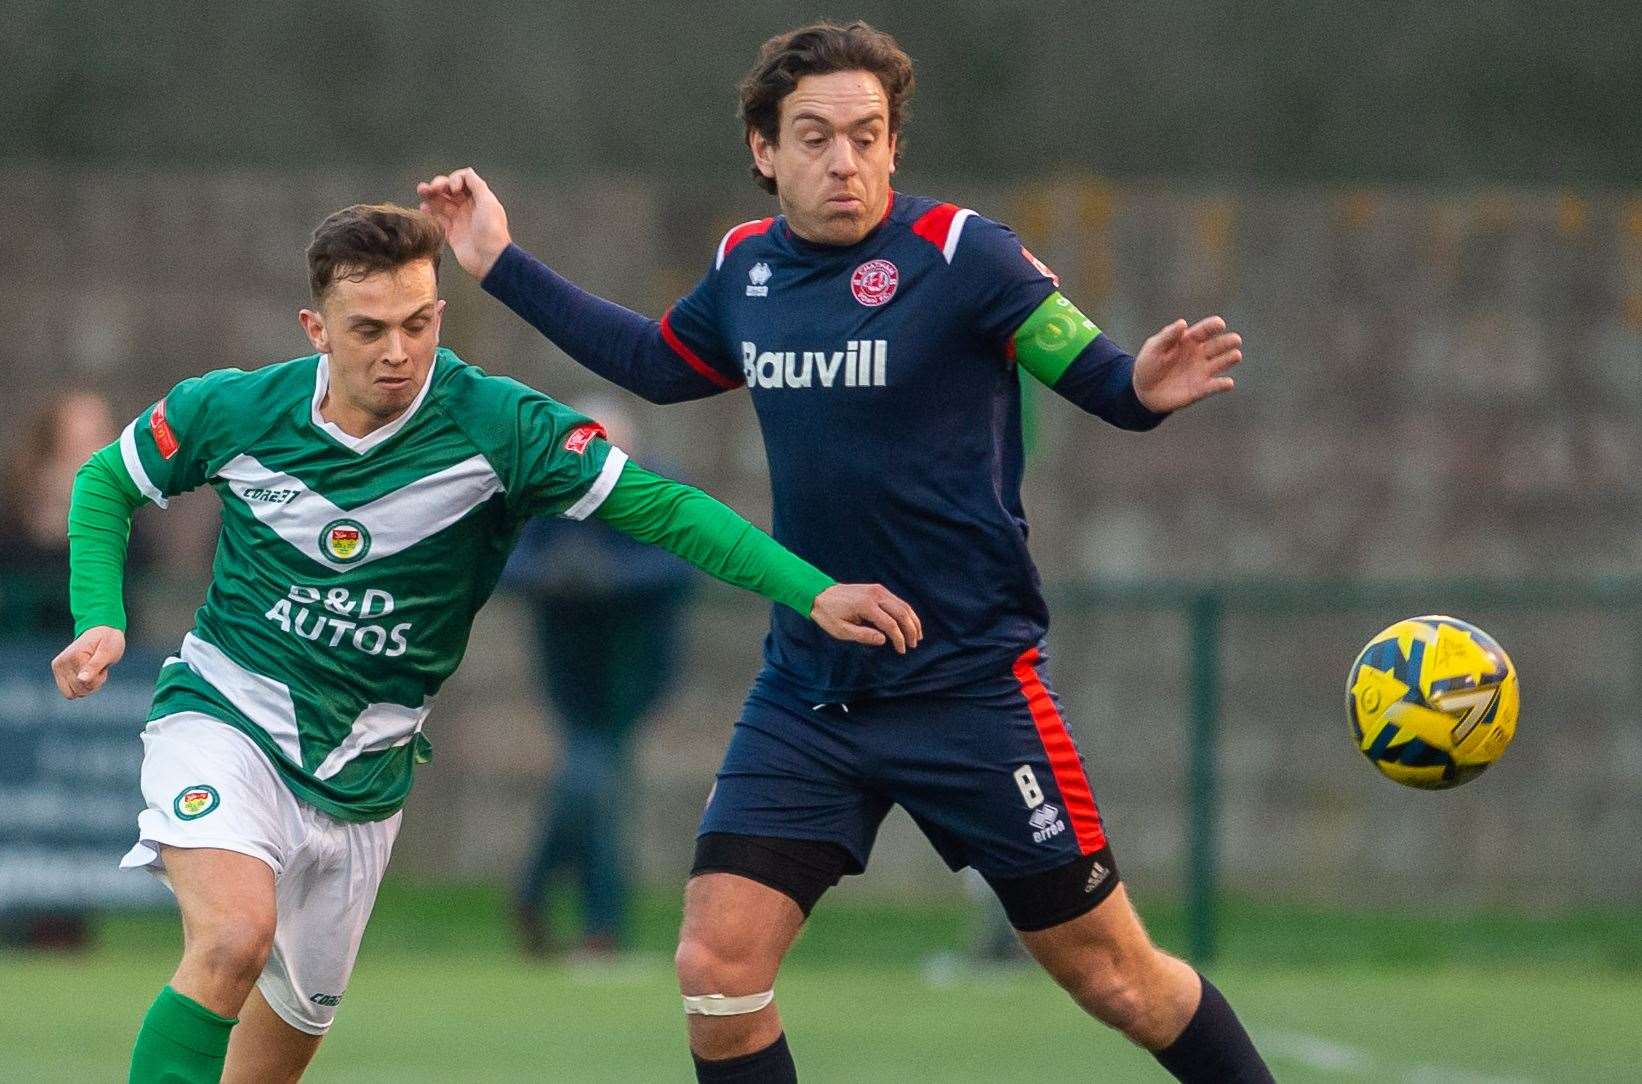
[910,202,960,250]
[910,202,976,263]
[715,217,775,269]
[660,309,741,390]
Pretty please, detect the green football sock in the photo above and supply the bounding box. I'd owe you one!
[128,985,237,1083]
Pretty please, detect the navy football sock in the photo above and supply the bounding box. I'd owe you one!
[692,1032,797,1083]
[1153,974,1274,1083]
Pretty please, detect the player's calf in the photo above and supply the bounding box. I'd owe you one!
[222,990,325,1084]
[1016,882,1273,1082]
[1019,883,1195,1046]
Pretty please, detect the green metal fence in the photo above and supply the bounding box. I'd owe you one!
[1057,577,1642,964]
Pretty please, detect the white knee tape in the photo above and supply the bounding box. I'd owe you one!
[681,990,775,1016]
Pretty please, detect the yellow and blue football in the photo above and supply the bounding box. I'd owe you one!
[1346,616,1518,789]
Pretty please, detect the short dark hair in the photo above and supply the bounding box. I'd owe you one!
[738,21,915,194]
[305,203,443,300]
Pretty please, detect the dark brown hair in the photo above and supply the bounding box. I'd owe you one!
[305,203,443,300]
[738,20,915,193]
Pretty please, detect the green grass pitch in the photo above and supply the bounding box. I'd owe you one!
[4,882,1639,1081]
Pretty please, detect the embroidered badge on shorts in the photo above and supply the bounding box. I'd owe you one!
[174,784,220,820]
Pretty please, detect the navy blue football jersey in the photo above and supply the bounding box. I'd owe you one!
[660,194,1067,699]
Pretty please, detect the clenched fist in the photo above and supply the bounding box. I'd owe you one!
[52,625,126,699]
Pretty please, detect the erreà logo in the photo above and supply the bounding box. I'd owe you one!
[747,262,772,297]
[174,784,219,820]
[740,340,887,390]
[320,518,371,563]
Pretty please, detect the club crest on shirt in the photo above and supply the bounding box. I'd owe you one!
[174,784,219,820]
[850,259,899,307]
[320,518,371,563]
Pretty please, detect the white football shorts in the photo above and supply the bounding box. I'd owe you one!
[121,710,401,1034]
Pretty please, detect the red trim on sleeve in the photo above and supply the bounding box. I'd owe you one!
[1012,646,1107,854]
[149,399,180,460]
[660,309,742,390]
[910,202,960,252]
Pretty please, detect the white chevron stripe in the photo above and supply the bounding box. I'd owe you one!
[312,699,431,780]
[170,631,434,780]
[217,453,502,571]
[171,633,303,764]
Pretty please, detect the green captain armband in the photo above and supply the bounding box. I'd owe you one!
[1011,292,1102,387]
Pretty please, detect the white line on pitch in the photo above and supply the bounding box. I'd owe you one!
[1255,1029,1538,1083]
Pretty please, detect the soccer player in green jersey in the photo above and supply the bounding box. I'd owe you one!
[51,203,922,1084]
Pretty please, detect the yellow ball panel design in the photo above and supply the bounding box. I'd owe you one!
[1345,616,1518,789]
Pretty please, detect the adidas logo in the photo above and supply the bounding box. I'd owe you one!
[1085,861,1111,894]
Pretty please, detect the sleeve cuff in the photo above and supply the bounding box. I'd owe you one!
[787,569,837,619]
[1116,375,1172,430]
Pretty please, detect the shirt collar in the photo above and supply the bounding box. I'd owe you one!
[310,353,435,454]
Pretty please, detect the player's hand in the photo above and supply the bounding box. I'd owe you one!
[416,167,513,280]
[811,584,923,654]
[51,625,126,699]
[1131,316,1243,413]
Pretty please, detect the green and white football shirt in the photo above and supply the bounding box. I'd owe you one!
[119,348,626,821]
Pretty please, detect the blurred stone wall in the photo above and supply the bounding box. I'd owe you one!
[4,165,1639,906]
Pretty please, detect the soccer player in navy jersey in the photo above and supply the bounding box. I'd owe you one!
[420,20,1269,1083]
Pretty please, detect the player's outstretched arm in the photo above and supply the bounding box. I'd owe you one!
[1011,292,1243,428]
[418,168,738,405]
[593,462,922,653]
[52,444,144,698]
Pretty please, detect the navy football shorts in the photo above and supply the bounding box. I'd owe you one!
[698,644,1111,882]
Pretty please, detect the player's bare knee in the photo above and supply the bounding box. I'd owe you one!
[1073,969,1148,1034]
[675,933,771,996]
[187,913,275,985]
